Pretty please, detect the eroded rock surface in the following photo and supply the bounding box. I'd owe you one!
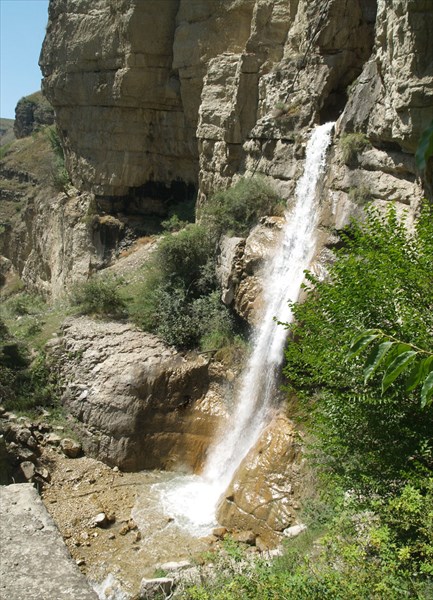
[0,483,98,600]
[217,413,303,546]
[49,317,226,472]
[217,216,285,325]
[40,0,432,205]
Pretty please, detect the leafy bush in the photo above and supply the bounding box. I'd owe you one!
[200,176,283,238]
[131,222,241,349]
[0,318,55,412]
[348,184,372,205]
[283,203,433,493]
[3,292,46,317]
[416,120,433,171]
[133,178,282,349]
[340,132,371,164]
[155,225,215,292]
[46,125,70,191]
[70,275,127,318]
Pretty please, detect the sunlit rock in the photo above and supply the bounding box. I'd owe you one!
[216,414,303,546]
[49,317,225,472]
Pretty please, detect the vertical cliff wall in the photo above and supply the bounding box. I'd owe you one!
[2,0,432,295]
[40,0,431,213]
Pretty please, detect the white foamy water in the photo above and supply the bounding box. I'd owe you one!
[157,122,335,535]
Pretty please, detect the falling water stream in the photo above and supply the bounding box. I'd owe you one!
[155,122,335,535]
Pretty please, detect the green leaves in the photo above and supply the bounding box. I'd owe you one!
[347,331,381,358]
[348,330,433,407]
[363,341,394,383]
[381,350,417,393]
[421,371,433,409]
[283,202,433,492]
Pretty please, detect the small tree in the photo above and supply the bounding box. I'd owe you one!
[283,203,433,492]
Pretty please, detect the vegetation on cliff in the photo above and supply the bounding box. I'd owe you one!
[182,202,433,599]
[0,317,54,413]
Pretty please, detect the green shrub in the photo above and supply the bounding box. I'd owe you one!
[70,275,126,318]
[133,178,282,349]
[3,292,46,317]
[348,185,372,205]
[161,214,190,232]
[200,176,283,238]
[46,125,70,191]
[0,318,55,413]
[283,203,433,493]
[340,132,371,164]
[155,224,215,292]
[132,223,240,350]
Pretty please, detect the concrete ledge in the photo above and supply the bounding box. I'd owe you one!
[0,483,98,600]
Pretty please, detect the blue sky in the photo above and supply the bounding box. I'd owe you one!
[0,0,49,119]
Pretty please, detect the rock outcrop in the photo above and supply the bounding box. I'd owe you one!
[217,414,303,546]
[217,216,285,325]
[48,317,227,472]
[40,0,432,209]
[3,0,430,298]
[13,91,54,139]
[27,0,430,302]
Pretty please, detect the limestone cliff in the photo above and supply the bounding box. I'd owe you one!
[2,0,430,298]
[40,0,431,204]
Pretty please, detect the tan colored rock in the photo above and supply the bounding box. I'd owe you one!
[340,0,433,153]
[216,414,302,546]
[19,461,36,481]
[50,317,225,472]
[232,530,256,546]
[5,0,429,303]
[216,217,284,325]
[60,438,82,459]
[139,577,174,600]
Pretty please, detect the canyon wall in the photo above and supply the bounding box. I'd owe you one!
[40,0,431,205]
[2,0,431,296]
[1,0,431,545]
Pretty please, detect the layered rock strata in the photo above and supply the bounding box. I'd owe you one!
[217,414,303,546]
[48,317,227,472]
[40,0,432,207]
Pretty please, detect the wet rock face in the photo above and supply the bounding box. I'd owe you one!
[216,414,303,546]
[50,317,224,472]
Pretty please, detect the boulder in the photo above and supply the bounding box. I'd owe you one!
[19,461,35,481]
[139,577,174,600]
[50,317,224,472]
[60,437,82,458]
[217,414,303,546]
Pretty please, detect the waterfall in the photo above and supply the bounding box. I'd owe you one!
[157,122,335,534]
